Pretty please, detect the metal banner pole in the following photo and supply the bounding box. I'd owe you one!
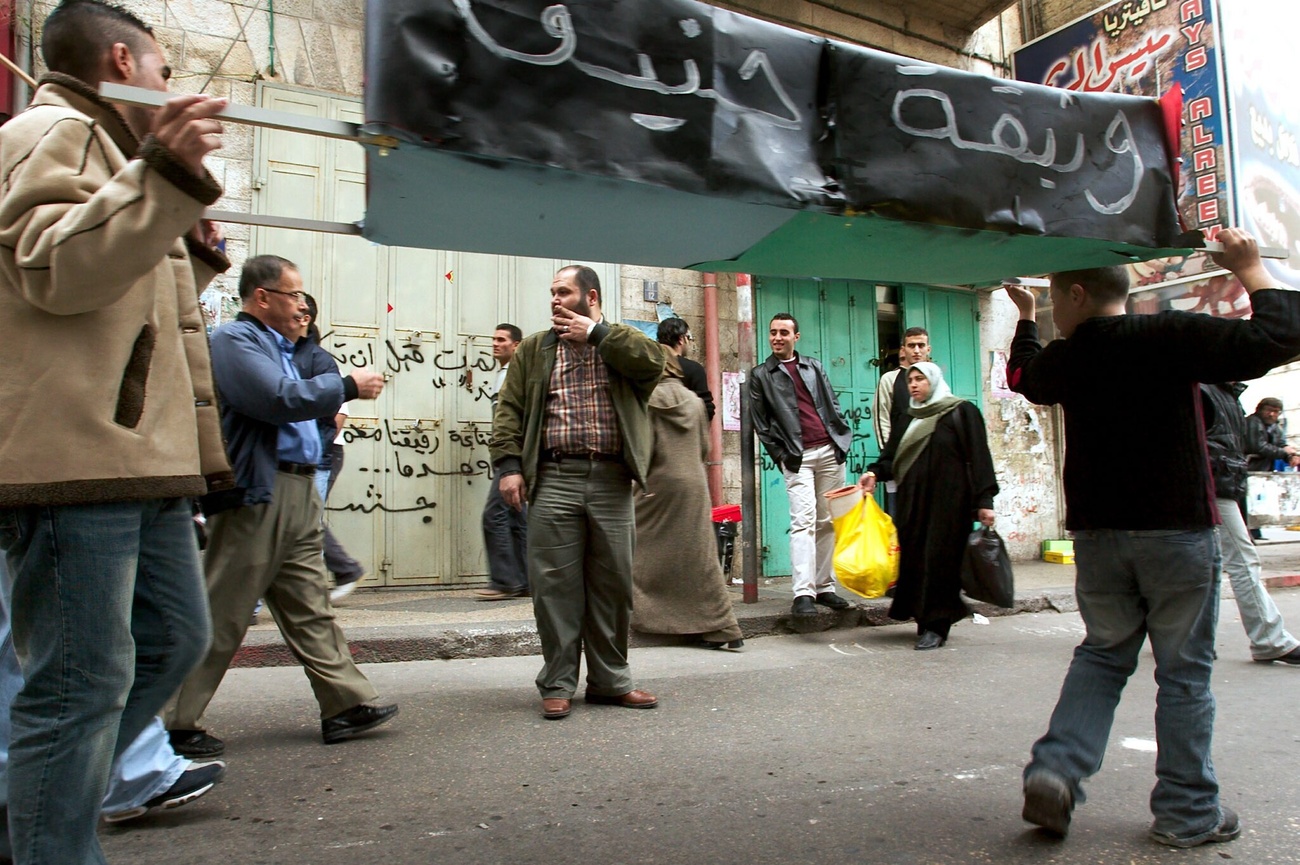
[736,274,759,604]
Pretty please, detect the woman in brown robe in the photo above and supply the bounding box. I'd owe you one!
[631,359,743,649]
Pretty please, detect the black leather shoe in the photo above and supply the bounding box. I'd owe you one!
[322,703,399,744]
[701,638,745,651]
[792,596,818,616]
[815,592,851,609]
[914,631,946,650]
[1023,768,1073,837]
[168,729,226,759]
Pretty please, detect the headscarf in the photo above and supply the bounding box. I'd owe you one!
[892,362,963,483]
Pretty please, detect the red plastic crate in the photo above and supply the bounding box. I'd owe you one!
[711,504,742,523]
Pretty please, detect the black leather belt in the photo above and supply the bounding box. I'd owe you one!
[277,460,318,476]
[540,449,623,463]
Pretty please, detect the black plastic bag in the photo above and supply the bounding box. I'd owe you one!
[960,527,1015,608]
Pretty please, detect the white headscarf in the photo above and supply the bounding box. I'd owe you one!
[907,361,953,409]
[893,362,962,483]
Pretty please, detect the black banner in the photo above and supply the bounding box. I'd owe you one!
[827,42,1182,246]
[364,0,1183,249]
[366,0,832,209]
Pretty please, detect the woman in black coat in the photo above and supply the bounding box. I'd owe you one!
[862,362,998,650]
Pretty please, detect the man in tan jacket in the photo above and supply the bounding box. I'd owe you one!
[0,2,232,861]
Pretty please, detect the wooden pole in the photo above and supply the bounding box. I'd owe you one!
[0,53,37,91]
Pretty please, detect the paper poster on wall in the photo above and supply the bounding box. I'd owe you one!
[722,371,743,432]
[990,350,1017,400]
[1219,0,1300,289]
[624,319,662,341]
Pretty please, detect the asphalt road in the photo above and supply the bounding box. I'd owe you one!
[102,591,1300,864]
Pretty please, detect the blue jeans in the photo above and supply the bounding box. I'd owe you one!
[0,499,211,865]
[0,563,184,827]
[1026,529,1224,842]
[482,473,528,593]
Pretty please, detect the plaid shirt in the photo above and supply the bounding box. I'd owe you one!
[543,338,622,455]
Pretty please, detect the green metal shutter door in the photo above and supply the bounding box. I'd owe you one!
[901,285,982,408]
[753,277,879,578]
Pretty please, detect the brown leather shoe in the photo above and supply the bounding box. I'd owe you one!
[541,698,571,719]
[584,689,658,709]
[475,587,526,601]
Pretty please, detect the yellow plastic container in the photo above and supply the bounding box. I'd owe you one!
[1043,550,1075,565]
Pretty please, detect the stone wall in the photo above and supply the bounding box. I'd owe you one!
[17,0,366,304]
[979,290,1066,560]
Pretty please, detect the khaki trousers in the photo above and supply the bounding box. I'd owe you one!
[528,460,636,699]
[167,472,376,728]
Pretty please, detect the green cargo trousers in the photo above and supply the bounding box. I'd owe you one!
[528,459,637,699]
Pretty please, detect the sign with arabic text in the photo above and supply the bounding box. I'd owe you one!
[1013,0,1230,292]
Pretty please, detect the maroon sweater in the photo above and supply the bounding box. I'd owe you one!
[780,358,830,450]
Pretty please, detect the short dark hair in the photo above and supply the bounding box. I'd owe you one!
[1052,266,1131,305]
[495,322,522,343]
[302,292,322,343]
[42,0,156,83]
[903,326,929,340]
[238,254,297,300]
[657,317,690,347]
[1257,397,1284,412]
[556,265,602,304]
[770,313,799,333]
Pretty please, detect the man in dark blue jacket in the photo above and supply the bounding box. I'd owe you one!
[165,255,397,757]
[1006,229,1300,849]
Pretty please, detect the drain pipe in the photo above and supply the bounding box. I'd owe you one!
[702,272,723,507]
[736,273,759,604]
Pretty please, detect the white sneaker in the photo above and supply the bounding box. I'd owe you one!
[330,580,359,603]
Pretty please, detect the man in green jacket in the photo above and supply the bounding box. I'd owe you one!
[490,265,666,720]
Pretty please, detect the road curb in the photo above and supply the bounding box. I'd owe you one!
[230,589,1082,668]
[1264,573,1300,589]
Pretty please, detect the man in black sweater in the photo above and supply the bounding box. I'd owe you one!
[1005,229,1300,849]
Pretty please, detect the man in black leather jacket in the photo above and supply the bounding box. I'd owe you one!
[748,313,854,616]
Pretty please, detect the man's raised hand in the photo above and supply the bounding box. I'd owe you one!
[152,94,227,177]
[1003,283,1037,320]
[349,369,385,400]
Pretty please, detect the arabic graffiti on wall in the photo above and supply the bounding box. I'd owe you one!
[1013,0,1230,289]
[321,332,499,516]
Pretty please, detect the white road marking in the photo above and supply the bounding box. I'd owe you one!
[1120,737,1157,752]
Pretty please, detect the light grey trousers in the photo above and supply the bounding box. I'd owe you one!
[1215,497,1299,660]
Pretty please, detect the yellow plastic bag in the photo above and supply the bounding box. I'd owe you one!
[831,494,900,599]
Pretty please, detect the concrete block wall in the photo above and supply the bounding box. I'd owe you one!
[15,0,366,315]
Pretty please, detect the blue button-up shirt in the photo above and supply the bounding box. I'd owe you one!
[273,331,323,467]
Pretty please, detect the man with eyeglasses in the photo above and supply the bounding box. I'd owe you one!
[165,254,399,757]
[657,317,715,421]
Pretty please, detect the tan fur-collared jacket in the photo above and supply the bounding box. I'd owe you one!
[0,74,234,506]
